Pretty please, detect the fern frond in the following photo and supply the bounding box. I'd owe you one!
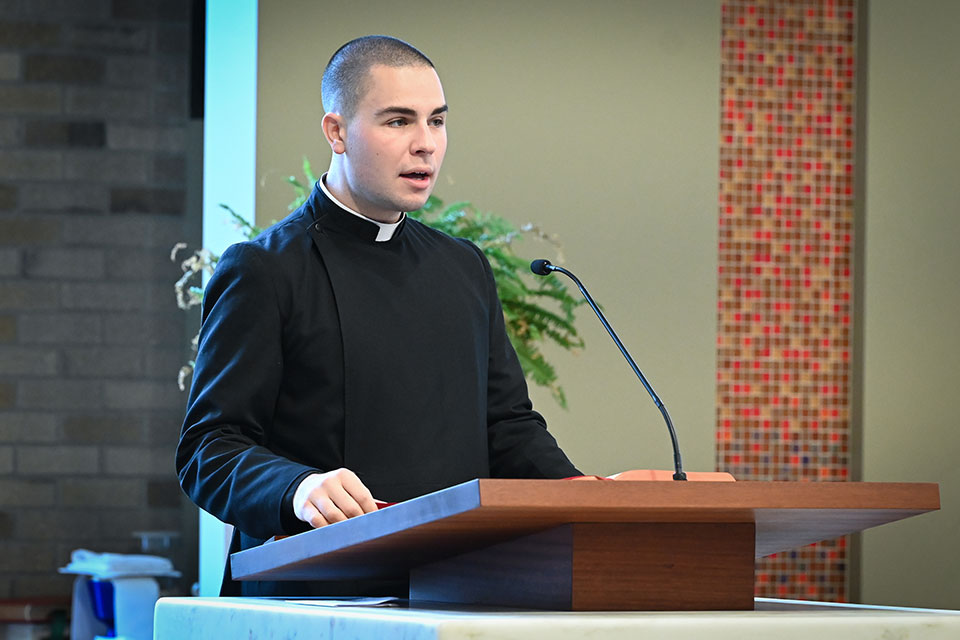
[218,203,263,240]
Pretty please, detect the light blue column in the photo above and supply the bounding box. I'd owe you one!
[198,0,258,597]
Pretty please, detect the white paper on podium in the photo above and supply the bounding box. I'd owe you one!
[286,597,401,608]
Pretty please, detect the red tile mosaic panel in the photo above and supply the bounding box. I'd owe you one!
[717,0,857,602]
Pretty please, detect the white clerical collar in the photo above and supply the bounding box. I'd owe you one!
[319,174,404,242]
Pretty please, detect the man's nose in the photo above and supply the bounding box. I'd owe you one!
[411,122,438,154]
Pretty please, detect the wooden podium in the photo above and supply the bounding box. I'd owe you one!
[230,479,939,611]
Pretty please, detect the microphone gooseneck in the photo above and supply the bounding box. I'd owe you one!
[530,259,687,481]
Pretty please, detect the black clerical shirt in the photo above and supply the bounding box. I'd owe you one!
[176,184,579,595]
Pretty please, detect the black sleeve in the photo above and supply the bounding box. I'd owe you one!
[176,242,319,538]
[468,243,582,479]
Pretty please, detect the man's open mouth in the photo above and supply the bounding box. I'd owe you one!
[401,172,430,181]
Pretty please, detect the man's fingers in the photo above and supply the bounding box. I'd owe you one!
[300,502,329,529]
[339,471,378,513]
[323,481,366,519]
[313,493,349,524]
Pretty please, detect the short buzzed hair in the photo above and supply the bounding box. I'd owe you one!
[321,35,434,119]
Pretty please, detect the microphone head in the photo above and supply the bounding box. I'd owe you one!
[530,259,553,276]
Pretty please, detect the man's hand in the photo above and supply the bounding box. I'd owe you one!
[292,468,379,529]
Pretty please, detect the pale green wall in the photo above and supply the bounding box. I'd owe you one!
[860,0,960,609]
[256,0,721,477]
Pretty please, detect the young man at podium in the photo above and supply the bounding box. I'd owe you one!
[176,35,580,596]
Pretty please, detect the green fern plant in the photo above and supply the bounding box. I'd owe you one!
[175,158,585,408]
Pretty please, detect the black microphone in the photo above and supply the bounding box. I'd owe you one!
[530,258,687,481]
[530,258,553,276]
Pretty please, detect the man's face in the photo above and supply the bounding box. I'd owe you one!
[335,64,448,222]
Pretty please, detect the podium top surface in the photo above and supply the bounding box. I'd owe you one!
[231,479,939,582]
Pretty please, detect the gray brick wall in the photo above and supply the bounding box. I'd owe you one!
[0,0,196,598]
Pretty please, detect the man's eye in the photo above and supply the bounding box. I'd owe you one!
[431,118,445,127]
[387,119,405,127]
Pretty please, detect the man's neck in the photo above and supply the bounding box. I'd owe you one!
[323,171,402,224]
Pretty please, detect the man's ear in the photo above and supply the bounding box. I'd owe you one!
[321,112,347,155]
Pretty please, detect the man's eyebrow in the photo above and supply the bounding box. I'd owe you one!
[375,105,449,118]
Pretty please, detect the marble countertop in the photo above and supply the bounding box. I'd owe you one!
[154,597,960,640]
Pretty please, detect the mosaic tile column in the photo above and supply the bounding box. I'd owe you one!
[717,0,857,601]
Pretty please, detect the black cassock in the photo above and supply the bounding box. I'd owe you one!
[176,184,579,596]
